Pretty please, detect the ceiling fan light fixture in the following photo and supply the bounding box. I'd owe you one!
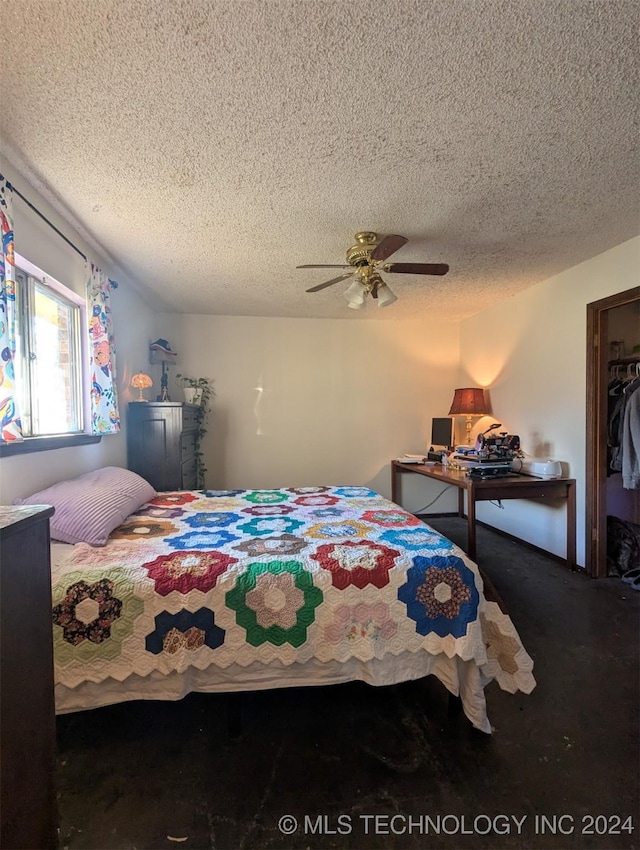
[376,283,397,308]
[298,232,449,306]
[343,280,367,306]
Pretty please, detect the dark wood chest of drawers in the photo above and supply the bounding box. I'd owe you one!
[0,505,58,850]
[127,402,199,491]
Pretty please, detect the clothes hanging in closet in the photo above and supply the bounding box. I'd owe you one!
[608,376,625,475]
[622,382,640,489]
[609,373,640,489]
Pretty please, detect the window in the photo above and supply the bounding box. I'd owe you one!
[14,258,86,437]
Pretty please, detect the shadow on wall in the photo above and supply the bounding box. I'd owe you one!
[529,430,553,458]
[204,407,229,490]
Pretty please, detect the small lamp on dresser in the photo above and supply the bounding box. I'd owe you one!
[131,372,153,402]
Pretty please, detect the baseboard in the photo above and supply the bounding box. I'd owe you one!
[474,519,570,566]
[416,513,572,567]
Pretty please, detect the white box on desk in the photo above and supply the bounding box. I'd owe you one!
[511,459,563,479]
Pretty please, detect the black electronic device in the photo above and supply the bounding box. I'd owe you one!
[479,432,520,451]
[431,417,453,450]
[459,455,512,464]
[476,431,521,462]
[468,465,515,480]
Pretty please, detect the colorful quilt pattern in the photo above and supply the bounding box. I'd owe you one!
[51,488,535,699]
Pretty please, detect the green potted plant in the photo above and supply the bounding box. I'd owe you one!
[175,374,215,487]
[176,374,201,404]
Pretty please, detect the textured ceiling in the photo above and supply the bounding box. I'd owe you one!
[0,0,638,320]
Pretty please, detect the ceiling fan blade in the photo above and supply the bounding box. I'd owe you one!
[306,272,355,293]
[384,262,449,276]
[296,264,351,269]
[370,234,408,262]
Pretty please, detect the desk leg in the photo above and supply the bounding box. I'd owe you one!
[467,490,477,561]
[458,488,465,517]
[566,480,577,570]
[391,464,398,504]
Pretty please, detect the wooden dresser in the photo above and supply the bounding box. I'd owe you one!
[0,505,58,850]
[127,401,199,491]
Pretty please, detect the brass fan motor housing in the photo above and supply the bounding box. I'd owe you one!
[346,231,379,267]
[298,230,449,298]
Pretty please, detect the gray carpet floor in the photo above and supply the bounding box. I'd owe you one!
[55,517,640,850]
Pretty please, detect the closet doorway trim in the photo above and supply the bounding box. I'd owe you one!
[586,286,640,577]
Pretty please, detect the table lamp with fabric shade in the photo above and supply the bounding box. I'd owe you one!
[448,387,489,444]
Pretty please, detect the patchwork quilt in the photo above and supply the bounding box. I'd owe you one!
[51,487,535,723]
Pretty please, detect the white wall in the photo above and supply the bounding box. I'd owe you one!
[4,155,636,564]
[459,236,640,567]
[174,314,461,511]
[0,159,158,504]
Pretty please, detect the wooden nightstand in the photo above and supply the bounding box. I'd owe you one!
[0,505,58,849]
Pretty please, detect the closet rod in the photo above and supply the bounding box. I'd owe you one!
[11,184,87,261]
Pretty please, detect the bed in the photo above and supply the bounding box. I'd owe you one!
[34,472,535,734]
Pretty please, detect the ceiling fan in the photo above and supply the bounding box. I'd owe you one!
[297,231,449,308]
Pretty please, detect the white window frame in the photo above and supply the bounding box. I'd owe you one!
[13,253,91,439]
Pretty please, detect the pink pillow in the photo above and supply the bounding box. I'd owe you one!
[14,467,156,546]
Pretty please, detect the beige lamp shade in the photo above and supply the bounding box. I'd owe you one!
[131,372,153,401]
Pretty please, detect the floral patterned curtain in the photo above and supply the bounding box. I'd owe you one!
[86,262,120,434]
[0,175,23,441]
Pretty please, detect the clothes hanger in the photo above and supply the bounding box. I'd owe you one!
[609,365,622,394]
[622,368,640,393]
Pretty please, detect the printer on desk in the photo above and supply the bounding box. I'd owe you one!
[428,421,564,480]
[474,424,563,479]
[448,424,521,479]
[473,426,563,479]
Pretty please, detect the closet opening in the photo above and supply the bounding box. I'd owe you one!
[586,286,640,578]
